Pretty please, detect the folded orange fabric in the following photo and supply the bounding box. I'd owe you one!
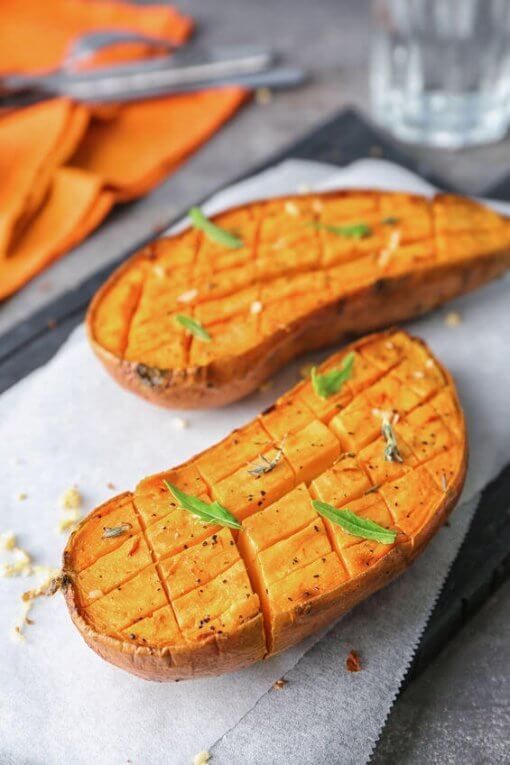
[0,0,192,74]
[0,1,248,301]
[0,169,114,301]
[0,98,89,256]
[72,87,247,201]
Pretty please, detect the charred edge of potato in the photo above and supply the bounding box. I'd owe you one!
[87,246,510,409]
[63,330,468,680]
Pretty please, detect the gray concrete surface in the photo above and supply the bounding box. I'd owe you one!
[2,1,509,762]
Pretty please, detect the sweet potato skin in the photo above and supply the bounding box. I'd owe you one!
[63,330,467,681]
[87,189,510,409]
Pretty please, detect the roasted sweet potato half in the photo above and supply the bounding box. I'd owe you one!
[63,330,467,681]
[87,189,510,409]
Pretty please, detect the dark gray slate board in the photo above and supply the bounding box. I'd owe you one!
[1,107,509,694]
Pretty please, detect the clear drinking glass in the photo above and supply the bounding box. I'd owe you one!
[370,0,510,148]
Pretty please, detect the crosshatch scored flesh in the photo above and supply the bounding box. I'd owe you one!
[87,189,510,408]
[63,330,467,680]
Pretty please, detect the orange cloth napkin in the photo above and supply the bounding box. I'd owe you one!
[0,1,247,301]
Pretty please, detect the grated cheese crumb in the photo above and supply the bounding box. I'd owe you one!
[250,300,263,315]
[0,531,16,551]
[412,370,425,379]
[152,264,166,278]
[172,417,189,430]
[378,229,401,268]
[312,199,323,213]
[57,509,81,534]
[284,201,300,217]
[445,311,462,327]
[371,407,398,424]
[425,359,435,369]
[59,486,82,511]
[88,589,104,600]
[255,87,272,105]
[177,288,198,304]
[192,752,211,765]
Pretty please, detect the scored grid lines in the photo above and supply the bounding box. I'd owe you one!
[76,333,463,653]
[92,190,510,369]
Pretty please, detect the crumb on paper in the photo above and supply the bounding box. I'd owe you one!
[346,649,362,672]
[445,311,462,327]
[0,531,17,552]
[273,678,287,690]
[17,492,28,501]
[1,530,61,641]
[172,417,188,430]
[369,144,383,157]
[177,288,198,304]
[284,201,300,217]
[250,300,263,315]
[59,486,82,511]
[192,751,211,765]
[12,567,62,642]
[300,363,314,380]
[106,482,116,490]
[57,509,81,534]
[255,87,272,105]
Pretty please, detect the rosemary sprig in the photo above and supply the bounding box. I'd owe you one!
[102,523,132,539]
[312,221,372,239]
[175,314,211,342]
[311,352,355,400]
[164,481,241,530]
[189,207,243,249]
[312,501,396,544]
[248,438,286,477]
[381,416,403,463]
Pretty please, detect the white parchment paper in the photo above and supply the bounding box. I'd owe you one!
[1,159,509,765]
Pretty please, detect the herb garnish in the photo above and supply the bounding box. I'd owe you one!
[381,416,403,463]
[381,216,399,225]
[189,207,243,249]
[175,314,211,342]
[102,523,132,539]
[311,352,355,400]
[248,438,286,477]
[164,481,241,530]
[312,501,397,544]
[312,222,372,239]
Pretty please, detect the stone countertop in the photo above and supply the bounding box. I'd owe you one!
[2,1,509,761]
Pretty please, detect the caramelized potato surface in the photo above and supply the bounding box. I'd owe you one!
[87,190,510,408]
[64,330,467,680]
